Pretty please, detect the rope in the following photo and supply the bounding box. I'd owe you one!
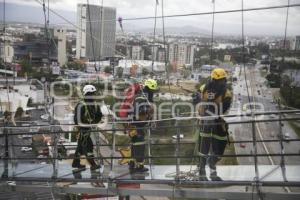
[86,0,96,66]
[151,0,158,74]
[210,0,216,66]
[81,4,300,22]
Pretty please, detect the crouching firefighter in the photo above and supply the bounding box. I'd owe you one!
[72,85,103,170]
[118,79,157,173]
[197,68,232,181]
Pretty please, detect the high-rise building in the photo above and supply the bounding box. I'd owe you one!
[295,36,300,50]
[168,43,178,65]
[131,45,144,60]
[76,4,116,61]
[168,43,196,67]
[157,47,166,63]
[54,28,67,66]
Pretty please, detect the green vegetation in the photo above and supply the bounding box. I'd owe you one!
[116,67,123,78]
[104,66,113,74]
[142,68,149,76]
[66,61,85,71]
[280,75,300,108]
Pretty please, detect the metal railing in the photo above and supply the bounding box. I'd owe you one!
[1,110,300,200]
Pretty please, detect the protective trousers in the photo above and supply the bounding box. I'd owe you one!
[198,136,227,171]
[130,126,146,169]
[73,129,97,167]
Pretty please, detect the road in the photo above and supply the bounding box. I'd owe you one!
[0,109,56,200]
[230,64,300,165]
[227,63,300,193]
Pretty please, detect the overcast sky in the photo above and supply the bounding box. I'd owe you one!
[4,0,300,36]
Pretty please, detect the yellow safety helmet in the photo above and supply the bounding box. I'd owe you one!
[211,68,227,80]
[144,79,158,91]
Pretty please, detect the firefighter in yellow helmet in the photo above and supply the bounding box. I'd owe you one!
[119,79,157,173]
[197,68,232,181]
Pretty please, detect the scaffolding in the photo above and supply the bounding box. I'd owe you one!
[1,111,300,199]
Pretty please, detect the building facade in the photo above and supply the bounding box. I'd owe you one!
[54,28,67,66]
[131,45,144,60]
[168,43,196,67]
[295,36,300,50]
[76,4,116,61]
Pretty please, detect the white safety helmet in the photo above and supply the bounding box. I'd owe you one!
[82,85,96,95]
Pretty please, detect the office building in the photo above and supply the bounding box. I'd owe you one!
[76,4,116,61]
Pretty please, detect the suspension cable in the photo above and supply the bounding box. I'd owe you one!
[210,0,216,66]
[151,0,158,74]
[81,3,300,23]
[86,0,96,66]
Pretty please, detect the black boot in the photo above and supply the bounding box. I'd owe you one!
[199,168,208,181]
[135,164,149,173]
[72,158,85,169]
[128,160,135,171]
[210,170,223,181]
[87,156,100,171]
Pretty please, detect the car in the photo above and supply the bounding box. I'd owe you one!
[172,134,184,139]
[21,147,32,152]
[40,114,50,120]
[7,181,16,186]
[284,132,290,139]
[22,134,32,139]
[240,143,246,148]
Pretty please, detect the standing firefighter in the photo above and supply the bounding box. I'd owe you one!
[119,79,157,173]
[197,68,232,181]
[72,85,103,170]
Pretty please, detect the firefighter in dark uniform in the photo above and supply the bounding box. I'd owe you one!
[198,68,232,181]
[128,79,157,173]
[72,85,103,170]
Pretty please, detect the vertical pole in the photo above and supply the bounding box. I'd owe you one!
[94,128,102,176]
[110,120,116,178]
[278,100,288,183]
[51,98,58,180]
[251,112,261,199]
[175,119,180,181]
[147,127,152,176]
[1,126,9,178]
[278,101,291,192]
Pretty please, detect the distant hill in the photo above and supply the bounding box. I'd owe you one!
[1,2,211,36]
[136,25,211,36]
[0,2,76,26]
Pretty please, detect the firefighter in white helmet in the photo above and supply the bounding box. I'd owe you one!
[72,85,103,170]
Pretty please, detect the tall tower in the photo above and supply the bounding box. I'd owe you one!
[54,28,67,66]
[76,4,116,61]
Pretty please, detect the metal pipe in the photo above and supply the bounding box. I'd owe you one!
[2,152,300,161]
[2,137,300,148]
[1,177,300,187]
[2,116,300,136]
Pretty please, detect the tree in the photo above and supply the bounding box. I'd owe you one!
[182,69,191,79]
[116,67,123,78]
[104,66,113,74]
[19,59,33,76]
[142,68,149,76]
